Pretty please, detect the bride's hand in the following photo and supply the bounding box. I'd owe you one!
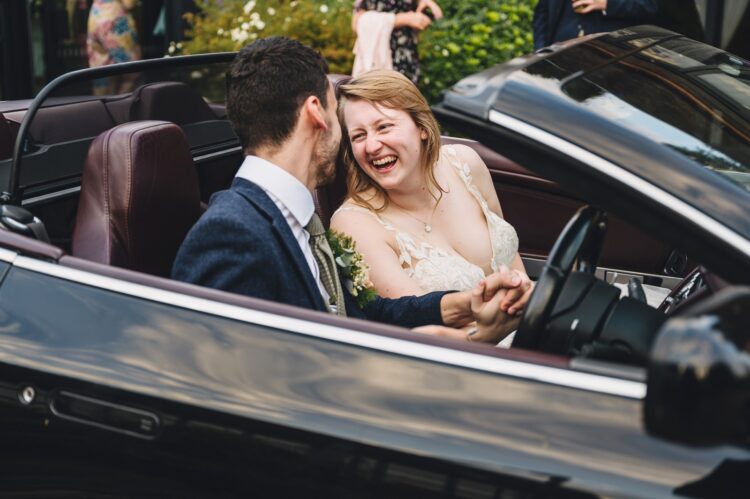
[480,266,533,316]
[502,270,533,316]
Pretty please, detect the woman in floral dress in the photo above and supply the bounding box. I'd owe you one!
[87,0,141,94]
[353,0,442,84]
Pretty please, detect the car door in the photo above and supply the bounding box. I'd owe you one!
[0,237,745,497]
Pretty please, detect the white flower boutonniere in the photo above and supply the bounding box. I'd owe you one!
[326,229,377,308]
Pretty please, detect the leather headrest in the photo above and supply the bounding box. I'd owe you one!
[328,74,352,99]
[72,121,201,276]
[128,81,217,125]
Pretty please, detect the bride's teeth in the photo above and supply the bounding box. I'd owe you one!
[373,156,396,166]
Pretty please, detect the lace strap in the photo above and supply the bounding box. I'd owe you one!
[334,205,398,232]
[444,145,492,213]
[334,205,422,271]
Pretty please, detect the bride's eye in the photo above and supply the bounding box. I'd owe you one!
[378,123,393,132]
[351,133,365,143]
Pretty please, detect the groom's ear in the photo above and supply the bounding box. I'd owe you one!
[304,95,329,132]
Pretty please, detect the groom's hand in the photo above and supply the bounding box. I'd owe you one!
[470,279,519,343]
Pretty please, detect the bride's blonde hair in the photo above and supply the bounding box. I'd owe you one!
[338,70,443,212]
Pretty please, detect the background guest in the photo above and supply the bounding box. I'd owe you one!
[87,0,141,94]
[533,0,659,50]
[352,0,443,84]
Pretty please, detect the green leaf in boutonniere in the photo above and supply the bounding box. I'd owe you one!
[326,228,377,308]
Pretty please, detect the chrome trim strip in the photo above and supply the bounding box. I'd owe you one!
[13,256,646,399]
[488,110,750,258]
[22,186,81,206]
[193,146,242,163]
[0,247,18,263]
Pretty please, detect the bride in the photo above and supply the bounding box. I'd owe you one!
[331,70,533,343]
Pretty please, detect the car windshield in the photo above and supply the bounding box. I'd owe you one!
[561,36,750,192]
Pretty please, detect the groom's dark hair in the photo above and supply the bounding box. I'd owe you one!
[226,37,330,153]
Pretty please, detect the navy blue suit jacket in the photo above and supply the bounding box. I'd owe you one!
[172,178,446,327]
[533,0,659,49]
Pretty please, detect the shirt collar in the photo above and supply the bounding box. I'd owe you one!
[235,155,315,226]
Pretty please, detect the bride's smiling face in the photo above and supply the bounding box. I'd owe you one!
[344,99,426,192]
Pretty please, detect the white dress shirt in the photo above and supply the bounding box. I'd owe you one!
[235,155,331,305]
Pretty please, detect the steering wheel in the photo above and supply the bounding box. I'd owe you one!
[513,206,608,350]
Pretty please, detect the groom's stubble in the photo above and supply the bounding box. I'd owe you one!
[312,115,340,189]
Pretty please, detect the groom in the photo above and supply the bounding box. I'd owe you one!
[172,37,522,337]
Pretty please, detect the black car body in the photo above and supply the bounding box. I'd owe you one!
[0,26,748,497]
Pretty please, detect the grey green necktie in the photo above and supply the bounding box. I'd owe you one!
[306,213,347,316]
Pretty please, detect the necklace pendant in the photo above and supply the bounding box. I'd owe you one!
[424,224,432,233]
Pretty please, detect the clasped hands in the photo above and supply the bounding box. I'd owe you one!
[415,265,534,344]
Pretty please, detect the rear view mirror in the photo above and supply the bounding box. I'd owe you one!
[644,287,750,447]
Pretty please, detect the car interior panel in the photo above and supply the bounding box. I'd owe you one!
[0,116,13,161]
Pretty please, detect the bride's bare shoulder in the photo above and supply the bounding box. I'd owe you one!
[331,200,383,233]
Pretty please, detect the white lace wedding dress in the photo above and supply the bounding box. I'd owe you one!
[336,146,520,345]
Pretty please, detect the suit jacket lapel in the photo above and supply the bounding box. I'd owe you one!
[231,178,328,312]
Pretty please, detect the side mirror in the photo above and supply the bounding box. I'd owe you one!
[644,287,750,447]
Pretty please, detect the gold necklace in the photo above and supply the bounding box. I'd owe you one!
[391,197,440,233]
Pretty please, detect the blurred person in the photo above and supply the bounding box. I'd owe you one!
[352,0,443,84]
[87,0,142,94]
[533,0,659,50]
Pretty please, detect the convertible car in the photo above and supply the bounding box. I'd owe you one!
[0,25,748,497]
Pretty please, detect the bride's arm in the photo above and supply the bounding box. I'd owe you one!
[330,208,425,298]
[454,145,533,313]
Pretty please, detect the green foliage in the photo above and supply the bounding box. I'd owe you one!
[419,0,537,102]
[177,0,354,74]
[178,0,537,103]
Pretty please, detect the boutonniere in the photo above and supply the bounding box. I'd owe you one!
[326,229,377,308]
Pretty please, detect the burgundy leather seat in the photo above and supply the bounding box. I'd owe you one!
[72,121,202,277]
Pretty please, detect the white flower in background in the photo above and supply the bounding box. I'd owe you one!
[243,1,256,14]
[231,27,249,43]
[190,71,202,79]
[267,7,276,15]
[250,12,260,21]
[290,1,298,8]
[168,43,175,54]
[256,20,265,30]
[241,22,250,30]
[217,28,224,35]
[320,4,329,13]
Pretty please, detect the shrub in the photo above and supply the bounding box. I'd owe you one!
[178,0,537,102]
[178,0,354,74]
[419,0,536,102]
